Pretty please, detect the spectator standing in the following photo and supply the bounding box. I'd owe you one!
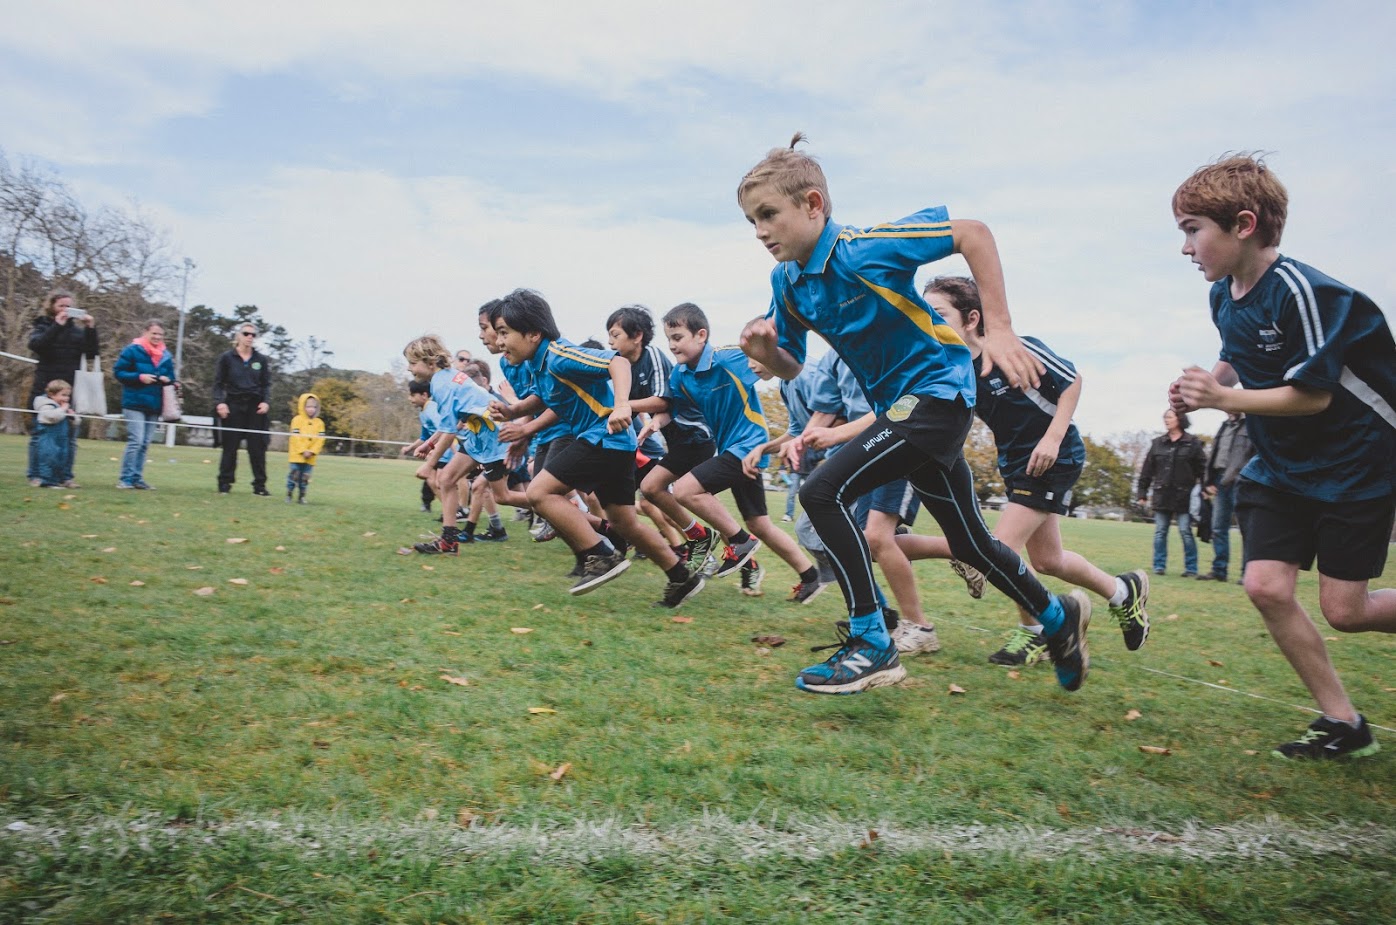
[1137,409,1207,576]
[113,319,177,490]
[1198,411,1254,582]
[213,324,273,495]
[26,290,98,488]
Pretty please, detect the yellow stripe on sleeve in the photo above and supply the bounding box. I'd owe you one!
[855,274,966,347]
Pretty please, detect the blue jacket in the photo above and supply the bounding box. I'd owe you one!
[113,341,176,414]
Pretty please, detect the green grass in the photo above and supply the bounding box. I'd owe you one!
[3,434,1394,922]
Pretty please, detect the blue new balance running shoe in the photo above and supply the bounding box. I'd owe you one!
[1044,590,1091,691]
[796,625,906,695]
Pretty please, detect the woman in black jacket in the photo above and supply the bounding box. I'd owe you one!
[26,290,99,487]
[1136,409,1206,577]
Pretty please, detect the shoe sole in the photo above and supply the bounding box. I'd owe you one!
[569,558,631,595]
[795,663,908,695]
[949,560,986,599]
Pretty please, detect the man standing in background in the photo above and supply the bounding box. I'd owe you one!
[213,324,273,495]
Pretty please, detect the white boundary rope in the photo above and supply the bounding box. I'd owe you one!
[1,350,39,364]
[0,405,413,447]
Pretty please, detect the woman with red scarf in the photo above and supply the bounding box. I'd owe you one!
[113,319,177,490]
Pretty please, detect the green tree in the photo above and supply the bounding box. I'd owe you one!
[1074,436,1136,513]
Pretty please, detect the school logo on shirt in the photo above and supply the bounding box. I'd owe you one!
[452,372,469,384]
[988,377,1009,397]
[1256,326,1283,353]
[887,395,919,422]
[251,362,262,370]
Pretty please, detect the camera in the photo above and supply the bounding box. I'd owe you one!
[66,307,90,320]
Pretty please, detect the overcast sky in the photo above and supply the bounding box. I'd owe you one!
[3,1,1393,439]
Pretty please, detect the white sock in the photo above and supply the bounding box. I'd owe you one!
[1021,623,1044,635]
[1108,577,1127,607]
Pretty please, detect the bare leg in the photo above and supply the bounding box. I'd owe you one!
[527,471,604,551]
[864,510,926,625]
[672,473,741,539]
[746,514,812,575]
[604,503,682,571]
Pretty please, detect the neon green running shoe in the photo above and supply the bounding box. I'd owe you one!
[987,625,1049,667]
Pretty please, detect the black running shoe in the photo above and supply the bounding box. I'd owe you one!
[988,626,1050,667]
[656,571,706,608]
[570,550,630,595]
[739,560,766,597]
[712,537,761,579]
[788,579,829,604]
[1044,591,1091,692]
[1110,570,1150,651]
[1274,716,1380,760]
[412,537,459,556]
[477,527,509,543]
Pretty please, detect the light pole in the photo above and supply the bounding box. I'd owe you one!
[166,258,194,448]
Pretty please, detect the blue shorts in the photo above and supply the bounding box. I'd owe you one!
[867,478,920,525]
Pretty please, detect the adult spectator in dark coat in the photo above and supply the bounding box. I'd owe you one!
[26,290,98,487]
[1137,409,1206,577]
[212,324,273,495]
[1198,412,1255,583]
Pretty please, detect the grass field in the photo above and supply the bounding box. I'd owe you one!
[3,434,1394,923]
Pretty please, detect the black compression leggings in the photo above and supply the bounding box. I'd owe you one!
[799,423,1052,619]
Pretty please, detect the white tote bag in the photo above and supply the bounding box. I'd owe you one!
[72,355,107,417]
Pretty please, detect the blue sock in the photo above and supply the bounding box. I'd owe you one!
[1038,596,1065,635]
[850,610,890,648]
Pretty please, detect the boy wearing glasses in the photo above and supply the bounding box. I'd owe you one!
[213,326,273,495]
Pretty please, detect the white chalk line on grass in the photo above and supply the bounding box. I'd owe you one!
[4,813,1395,864]
[933,613,1396,734]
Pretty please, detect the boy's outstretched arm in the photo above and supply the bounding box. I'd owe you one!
[951,219,1043,389]
[740,317,802,380]
[1172,364,1332,416]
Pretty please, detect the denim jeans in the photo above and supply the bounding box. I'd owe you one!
[29,418,75,482]
[33,422,71,485]
[1153,509,1198,574]
[120,408,158,486]
[784,473,803,518]
[1209,483,1239,578]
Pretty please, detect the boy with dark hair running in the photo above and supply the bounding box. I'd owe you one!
[738,133,1090,695]
[1171,154,1396,759]
[491,288,706,608]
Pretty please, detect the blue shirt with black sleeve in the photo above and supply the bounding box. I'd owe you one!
[525,338,636,452]
[768,209,975,414]
[972,336,1086,481]
[670,342,769,459]
[499,355,573,447]
[630,343,711,448]
[1212,256,1396,502]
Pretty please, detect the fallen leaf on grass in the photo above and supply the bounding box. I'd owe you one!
[1385,687,1396,693]
[1207,659,1224,667]
[57,503,71,510]
[441,631,462,637]
[1124,709,1142,721]
[457,809,479,827]
[532,603,545,610]
[268,567,285,575]
[947,684,967,695]
[193,587,215,596]
[65,494,78,500]
[1324,636,1338,642]
[108,456,118,462]
[671,616,693,624]
[439,675,469,687]
[1138,745,1172,756]
[1244,750,1259,756]
[510,627,534,634]
[129,581,145,587]
[226,537,248,545]
[751,634,786,647]
[396,547,415,556]
[549,763,572,781]
[275,545,287,551]
[89,576,107,584]
[1248,791,1273,801]
[1164,613,1180,621]
[362,531,377,537]
[202,459,211,464]
[1007,670,1022,680]
[185,565,203,570]
[81,534,98,538]
[50,692,68,703]
[754,647,772,657]
[527,707,557,715]
[227,578,249,586]
[421,565,434,571]
[101,547,117,553]
[859,829,880,849]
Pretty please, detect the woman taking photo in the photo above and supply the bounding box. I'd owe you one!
[26,290,98,488]
[113,319,176,490]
